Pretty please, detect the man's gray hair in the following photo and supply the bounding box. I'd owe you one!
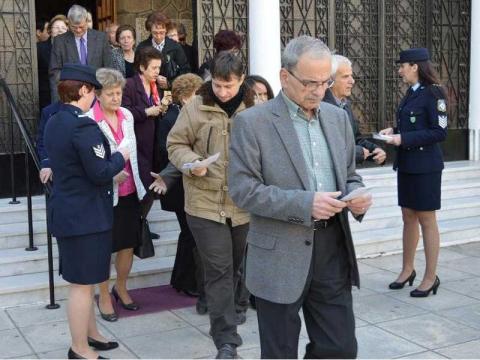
[281,35,331,71]
[95,68,126,94]
[67,4,88,24]
[331,54,352,77]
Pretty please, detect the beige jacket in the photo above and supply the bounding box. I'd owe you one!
[167,84,253,226]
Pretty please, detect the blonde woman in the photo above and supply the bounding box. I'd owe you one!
[86,68,146,321]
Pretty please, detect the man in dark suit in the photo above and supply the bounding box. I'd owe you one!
[49,4,113,102]
[323,54,386,165]
[229,36,372,358]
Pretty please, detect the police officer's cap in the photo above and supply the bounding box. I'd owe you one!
[396,48,430,64]
[60,63,102,89]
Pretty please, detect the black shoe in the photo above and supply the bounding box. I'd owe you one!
[216,343,237,359]
[96,301,118,322]
[178,288,199,297]
[112,286,139,311]
[389,270,416,290]
[410,276,440,297]
[87,337,119,351]
[68,348,107,359]
[249,295,256,310]
[150,231,160,240]
[235,310,246,325]
[196,296,208,315]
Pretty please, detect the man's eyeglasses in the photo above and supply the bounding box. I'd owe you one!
[287,70,334,90]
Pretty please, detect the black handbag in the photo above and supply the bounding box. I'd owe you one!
[134,217,155,259]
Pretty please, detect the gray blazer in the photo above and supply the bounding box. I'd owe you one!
[49,30,113,102]
[228,93,364,304]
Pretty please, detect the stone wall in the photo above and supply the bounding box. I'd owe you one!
[116,0,194,44]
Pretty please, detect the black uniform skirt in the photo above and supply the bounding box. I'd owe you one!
[57,230,112,285]
[398,171,442,211]
[112,192,141,253]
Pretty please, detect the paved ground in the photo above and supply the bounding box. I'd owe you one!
[2,242,480,359]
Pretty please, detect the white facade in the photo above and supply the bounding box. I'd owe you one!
[469,0,480,160]
[248,0,281,93]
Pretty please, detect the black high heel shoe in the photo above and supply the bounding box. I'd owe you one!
[96,300,118,322]
[88,337,119,351]
[112,286,139,311]
[389,270,416,290]
[68,348,107,359]
[410,276,440,297]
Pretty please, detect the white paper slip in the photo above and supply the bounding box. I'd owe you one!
[372,133,393,141]
[182,152,220,170]
[340,187,370,202]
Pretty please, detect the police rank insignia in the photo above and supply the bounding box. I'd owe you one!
[438,115,448,129]
[437,99,447,112]
[93,144,105,159]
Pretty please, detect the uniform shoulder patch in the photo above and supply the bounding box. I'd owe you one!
[438,115,448,129]
[93,144,105,159]
[437,99,447,112]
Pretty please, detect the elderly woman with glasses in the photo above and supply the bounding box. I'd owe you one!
[86,68,146,321]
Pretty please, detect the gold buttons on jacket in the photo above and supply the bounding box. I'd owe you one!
[222,186,228,191]
[221,130,228,136]
[220,211,226,217]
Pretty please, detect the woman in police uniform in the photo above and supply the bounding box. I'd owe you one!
[380,48,447,297]
[44,64,129,359]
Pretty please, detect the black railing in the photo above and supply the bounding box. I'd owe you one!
[0,77,59,310]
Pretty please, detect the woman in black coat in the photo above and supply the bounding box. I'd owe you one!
[44,64,128,359]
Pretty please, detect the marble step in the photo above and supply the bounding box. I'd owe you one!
[0,255,175,309]
[358,161,480,188]
[349,195,480,231]
[0,209,180,250]
[353,215,480,258]
[0,230,179,278]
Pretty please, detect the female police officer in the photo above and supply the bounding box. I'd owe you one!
[380,48,447,297]
[44,64,129,359]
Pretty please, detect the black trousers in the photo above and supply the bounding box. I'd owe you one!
[186,214,248,349]
[255,220,357,359]
[170,208,205,296]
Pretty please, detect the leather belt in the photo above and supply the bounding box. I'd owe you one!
[313,215,338,231]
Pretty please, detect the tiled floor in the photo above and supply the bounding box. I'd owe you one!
[2,242,480,359]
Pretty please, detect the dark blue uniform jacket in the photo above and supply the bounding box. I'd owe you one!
[394,84,447,174]
[44,104,125,238]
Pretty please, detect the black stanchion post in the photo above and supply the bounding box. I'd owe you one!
[9,107,20,205]
[45,194,59,310]
[25,145,37,251]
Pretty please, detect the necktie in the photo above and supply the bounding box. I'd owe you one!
[150,81,160,105]
[79,37,87,65]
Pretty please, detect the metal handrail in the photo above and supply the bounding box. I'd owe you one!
[0,77,59,309]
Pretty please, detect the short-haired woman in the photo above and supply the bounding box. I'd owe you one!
[44,64,128,359]
[112,24,136,78]
[167,51,254,359]
[122,47,165,224]
[86,68,146,320]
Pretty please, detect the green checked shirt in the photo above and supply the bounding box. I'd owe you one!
[281,92,337,192]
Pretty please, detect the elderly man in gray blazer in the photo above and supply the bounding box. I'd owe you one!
[49,4,113,103]
[228,36,372,359]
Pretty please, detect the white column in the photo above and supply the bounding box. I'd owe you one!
[469,0,480,160]
[248,0,281,93]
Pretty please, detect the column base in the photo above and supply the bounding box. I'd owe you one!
[469,128,480,160]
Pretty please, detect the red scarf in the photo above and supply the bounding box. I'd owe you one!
[150,80,160,105]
